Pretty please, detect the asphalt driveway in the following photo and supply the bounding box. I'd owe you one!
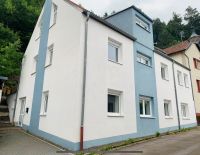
[104,127,200,155]
[0,127,69,155]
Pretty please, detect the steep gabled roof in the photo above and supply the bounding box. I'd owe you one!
[163,40,190,55]
[163,34,200,55]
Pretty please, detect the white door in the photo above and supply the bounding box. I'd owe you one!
[19,98,26,127]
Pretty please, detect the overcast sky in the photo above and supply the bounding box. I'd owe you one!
[71,0,200,22]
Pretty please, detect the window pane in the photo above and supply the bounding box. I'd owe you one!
[108,94,119,113]
[145,100,151,115]
[164,103,169,116]
[108,44,118,62]
[139,100,143,115]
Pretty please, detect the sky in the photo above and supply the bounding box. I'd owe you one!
[71,0,200,22]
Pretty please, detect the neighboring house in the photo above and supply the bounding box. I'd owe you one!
[154,48,196,131]
[0,76,8,102]
[7,0,197,151]
[164,33,200,124]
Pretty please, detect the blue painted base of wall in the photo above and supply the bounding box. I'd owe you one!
[21,122,197,151]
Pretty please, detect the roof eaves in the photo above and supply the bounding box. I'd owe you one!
[82,10,136,41]
[105,5,153,22]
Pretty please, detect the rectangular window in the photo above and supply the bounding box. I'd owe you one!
[197,80,200,92]
[136,16,150,31]
[107,90,122,115]
[108,40,120,63]
[50,3,58,26]
[184,74,189,88]
[164,100,172,117]
[139,96,152,117]
[161,63,169,80]
[194,58,200,70]
[41,91,49,115]
[45,44,54,66]
[181,103,189,118]
[177,71,183,86]
[137,52,151,66]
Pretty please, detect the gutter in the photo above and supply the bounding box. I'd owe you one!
[80,11,90,151]
[172,60,181,130]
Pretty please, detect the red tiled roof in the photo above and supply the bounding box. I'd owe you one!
[163,40,190,55]
[164,35,200,55]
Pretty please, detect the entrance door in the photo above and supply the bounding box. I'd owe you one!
[19,98,26,127]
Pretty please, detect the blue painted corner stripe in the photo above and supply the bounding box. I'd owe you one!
[29,0,52,131]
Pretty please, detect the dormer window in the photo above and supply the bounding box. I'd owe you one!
[136,15,150,32]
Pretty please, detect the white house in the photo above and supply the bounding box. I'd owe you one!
[154,48,197,132]
[8,0,197,151]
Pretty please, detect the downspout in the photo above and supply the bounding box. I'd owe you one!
[12,61,23,125]
[172,60,181,130]
[80,11,90,151]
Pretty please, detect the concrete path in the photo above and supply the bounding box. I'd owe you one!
[104,127,200,155]
[0,128,72,155]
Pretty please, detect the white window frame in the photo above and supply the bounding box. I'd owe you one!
[177,71,183,86]
[107,89,122,117]
[50,3,58,27]
[108,39,121,64]
[136,16,150,32]
[184,73,189,88]
[45,44,54,67]
[164,100,172,118]
[40,91,49,116]
[139,96,152,117]
[137,52,151,66]
[32,55,38,74]
[161,63,169,81]
[181,103,189,119]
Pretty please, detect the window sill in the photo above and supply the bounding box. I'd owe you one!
[182,117,190,120]
[31,72,36,76]
[165,116,173,119]
[35,36,40,41]
[40,113,47,117]
[108,59,123,65]
[49,23,56,29]
[107,113,124,117]
[140,115,156,119]
[162,78,169,82]
[45,64,52,68]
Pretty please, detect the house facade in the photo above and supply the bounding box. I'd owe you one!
[164,34,200,124]
[9,0,197,151]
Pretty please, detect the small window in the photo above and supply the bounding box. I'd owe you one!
[181,103,189,118]
[161,63,169,80]
[32,55,38,73]
[197,80,200,92]
[45,44,54,66]
[177,71,183,86]
[139,96,152,117]
[41,91,49,115]
[137,52,151,66]
[50,3,58,26]
[184,74,189,88]
[136,16,150,31]
[107,90,122,115]
[194,58,200,70]
[108,40,120,63]
[164,100,172,117]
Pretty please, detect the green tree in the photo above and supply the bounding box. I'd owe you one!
[0,23,23,78]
